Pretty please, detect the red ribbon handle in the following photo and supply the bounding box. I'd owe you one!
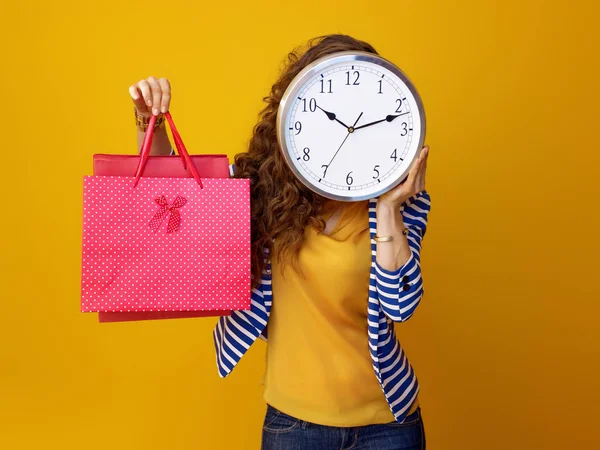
[134,112,203,189]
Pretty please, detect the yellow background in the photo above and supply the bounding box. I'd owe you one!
[1,0,599,449]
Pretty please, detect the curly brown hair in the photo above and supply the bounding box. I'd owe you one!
[233,34,378,288]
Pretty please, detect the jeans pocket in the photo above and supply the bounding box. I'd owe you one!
[386,407,421,428]
[263,406,301,434]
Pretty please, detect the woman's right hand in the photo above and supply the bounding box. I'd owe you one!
[130,77,173,156]
[129,77,171,118]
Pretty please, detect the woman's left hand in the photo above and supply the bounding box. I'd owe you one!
[378,145,429,210]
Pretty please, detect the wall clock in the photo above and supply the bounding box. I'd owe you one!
[277,51,426,201]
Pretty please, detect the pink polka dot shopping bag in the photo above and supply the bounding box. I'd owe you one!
[81,113,251,322]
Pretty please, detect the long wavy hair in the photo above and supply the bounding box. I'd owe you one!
[233,34,378,288]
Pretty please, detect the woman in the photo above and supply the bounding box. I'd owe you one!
[129,34,430,450]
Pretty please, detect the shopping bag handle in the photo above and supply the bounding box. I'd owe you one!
[134,112,203,188]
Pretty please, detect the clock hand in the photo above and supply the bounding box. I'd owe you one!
[352,112,364,128]
[353,113,407,131]
[316,105,351,129]
[324,112,363,174]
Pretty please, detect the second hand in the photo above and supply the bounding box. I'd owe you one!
[324,112,364,173]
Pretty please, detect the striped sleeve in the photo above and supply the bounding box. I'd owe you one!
[375,191,431,322]
[213,275,271,378]
[212,163,272,377]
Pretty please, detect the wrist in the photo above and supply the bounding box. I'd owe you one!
[376,201,403,233]
[376,199,403,216]
[135,107,165,132]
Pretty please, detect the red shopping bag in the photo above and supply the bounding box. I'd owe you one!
[81,113,250,321]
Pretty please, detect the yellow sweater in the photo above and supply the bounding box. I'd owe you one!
[264,201,417,426]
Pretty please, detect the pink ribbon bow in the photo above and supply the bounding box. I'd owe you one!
[149,195,187,233]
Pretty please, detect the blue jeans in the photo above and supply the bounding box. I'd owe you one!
[261,405,426,450]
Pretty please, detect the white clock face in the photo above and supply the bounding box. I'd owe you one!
[277,51,425,201]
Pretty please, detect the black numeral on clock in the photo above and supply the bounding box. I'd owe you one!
[400,122,408,136]
[346,71,360,85]
[390,148,404,163]
[395,98,403,113]
[346,171,354,185]
[377,80,383,94]
[294,121,302,135]
[302,98,317,112]
[319,79,333,93]
[373,165,380,179]
[302,147,310,161]
[321,165,328,177]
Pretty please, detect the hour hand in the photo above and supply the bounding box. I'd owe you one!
[353,114,403,131]
[316,105,351,129]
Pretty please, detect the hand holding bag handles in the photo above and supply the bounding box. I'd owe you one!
[134,112,203,188]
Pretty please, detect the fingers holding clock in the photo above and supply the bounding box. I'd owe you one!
[413,146,429,193]
[406,146,429,197]
[382,146,429,206]
[402,151,422,194]
[407,146,426,178]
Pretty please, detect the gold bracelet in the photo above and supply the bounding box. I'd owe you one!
[134,107,165,131]
[374,229,409,242]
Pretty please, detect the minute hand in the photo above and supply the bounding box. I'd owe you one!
[353,113,407,131]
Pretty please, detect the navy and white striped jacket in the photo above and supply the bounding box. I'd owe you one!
[213,165,431,423]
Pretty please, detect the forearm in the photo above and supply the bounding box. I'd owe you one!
[137,125,172,156]
[375,201,412,271]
